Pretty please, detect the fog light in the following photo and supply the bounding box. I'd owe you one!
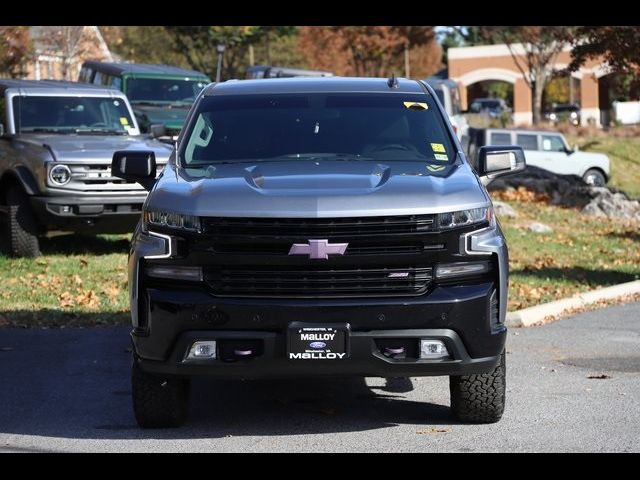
[435,261,489,279]
[186,341,217,360]
[145,265,203,281]
[61,205,71,213]
[420,339,449,359]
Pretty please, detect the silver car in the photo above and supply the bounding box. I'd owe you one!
[0,80,172,256]
[112,77,525,428]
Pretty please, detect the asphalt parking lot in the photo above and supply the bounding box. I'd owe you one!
[0,302,638,452]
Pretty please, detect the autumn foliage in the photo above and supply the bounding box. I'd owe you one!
[298,26,442,78]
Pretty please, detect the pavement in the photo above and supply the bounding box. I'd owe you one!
[0,302,639,452]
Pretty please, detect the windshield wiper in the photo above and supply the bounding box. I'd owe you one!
[131,100,166,107]
[74,128,127,135]
[20,128,64,134]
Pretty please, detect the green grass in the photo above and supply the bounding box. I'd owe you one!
[497,199,640,310]
[0,234,130,327]
[565,134,640,198]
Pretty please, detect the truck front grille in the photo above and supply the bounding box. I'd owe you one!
[202,215,436,237]
[205,267,432,298]
[62,164,164,192]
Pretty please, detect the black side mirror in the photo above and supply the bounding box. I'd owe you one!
[477,145,526,178]
[111,150,157,191]
[149,124,166,139]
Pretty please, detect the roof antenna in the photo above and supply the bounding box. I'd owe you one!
[387,72,398,89]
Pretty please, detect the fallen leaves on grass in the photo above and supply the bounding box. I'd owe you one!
[491,187,550,203]
[59,289,101,309]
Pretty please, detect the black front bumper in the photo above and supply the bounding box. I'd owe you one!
[134,282,506,379]
[31,194,146,233]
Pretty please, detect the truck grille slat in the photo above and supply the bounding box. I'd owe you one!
[205,267,432,297]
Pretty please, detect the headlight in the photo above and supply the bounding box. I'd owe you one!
[570,111,578,118]
[549,113,557,120]
[49,164,71,186]
[437,207,492,230]
[144,209,201,232]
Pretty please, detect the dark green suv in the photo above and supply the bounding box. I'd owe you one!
[78,62,210,139]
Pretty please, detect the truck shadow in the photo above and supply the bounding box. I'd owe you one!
[39,233,130,256]
[0,326,462,444]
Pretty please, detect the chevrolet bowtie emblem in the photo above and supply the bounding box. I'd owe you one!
[288,239,349,260]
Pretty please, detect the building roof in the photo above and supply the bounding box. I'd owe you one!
[81,61,209,78]
[205,77,426,96]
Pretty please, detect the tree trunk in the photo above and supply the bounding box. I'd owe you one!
[532,71,546,125]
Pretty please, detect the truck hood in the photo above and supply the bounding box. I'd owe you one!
[148,159,490,217]
[132,104,190,129]
[20,134,173,163]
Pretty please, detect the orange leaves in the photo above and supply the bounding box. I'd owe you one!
[59,289,100,309]
[491,187,550,204]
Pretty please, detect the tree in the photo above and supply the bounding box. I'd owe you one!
[37,26,91,80]
[164,26,295,80]
[101,26,189,67]
[0,26,32,78]
[299,26,439,78]
[570,26,640,84]
[480,27,575,124]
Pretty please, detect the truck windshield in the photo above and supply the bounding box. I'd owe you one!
[181,93,456,166]
[127,78,209,104]
[13,96,135,134]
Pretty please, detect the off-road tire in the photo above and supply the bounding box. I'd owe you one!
[5,185,40,257]
[132,355,190,428]
[449,350,506,423]
[583,168,606,187]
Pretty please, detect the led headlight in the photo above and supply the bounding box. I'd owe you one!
[48,164,71,186]
[437,207,492,230]
[144,209,201,232]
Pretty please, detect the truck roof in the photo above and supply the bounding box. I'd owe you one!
[81,61,209,78]
[205,77,426,96]
[0,79,124,96]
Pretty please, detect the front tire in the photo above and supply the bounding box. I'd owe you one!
[449,350,506,423]
[132,355,190,428]
[583,169,606,187]
[5,185,41,257]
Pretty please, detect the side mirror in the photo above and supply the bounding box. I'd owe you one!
[149,124,166,139]
[111,150,157,191]
[477,145,526,178]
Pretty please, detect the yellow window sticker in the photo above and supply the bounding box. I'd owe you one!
[119,117,129,126]
[430,143,446,153]
[403,101,428,110]
[434,153,448,161]
[427,164,446,172]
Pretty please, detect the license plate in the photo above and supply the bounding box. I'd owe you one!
[288,323,349,360]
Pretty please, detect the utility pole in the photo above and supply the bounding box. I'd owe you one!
[249,45,255,66]
[404,42,410,78]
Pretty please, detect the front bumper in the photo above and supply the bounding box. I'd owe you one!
[137,327,503,379]
[31,194,147,233]
[133,282,506,378]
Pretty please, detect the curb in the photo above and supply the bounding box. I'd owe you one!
[505,280,640,328]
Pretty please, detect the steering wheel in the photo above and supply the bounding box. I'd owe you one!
[368,143,414,152]
[89,122,109,128]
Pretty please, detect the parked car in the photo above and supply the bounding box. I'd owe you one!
[467,127,609,186]
[246,65,334,79]
[469,98,511,119]
[424,78,469,146]
[112,76,526,428]
[78,61,211,139]
[0,79,172,257]
[545,103,581,126]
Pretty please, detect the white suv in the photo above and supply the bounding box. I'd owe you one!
[474,128,610,186]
